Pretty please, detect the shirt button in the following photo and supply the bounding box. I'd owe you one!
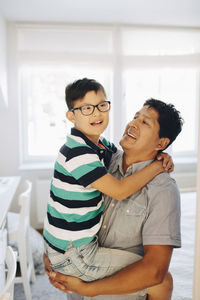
[127,209,130,213]
[103,225,107,229]
[100,150,104,154]
[111,203,115,207]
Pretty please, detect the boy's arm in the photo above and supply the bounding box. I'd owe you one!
[156,152,174,172]
[91,152,174,201]
[91,160,163,200]
[47,245,173,297]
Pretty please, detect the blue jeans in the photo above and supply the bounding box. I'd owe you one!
[45,237,146,297]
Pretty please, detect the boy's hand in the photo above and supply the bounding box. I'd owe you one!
[156,152,174,173]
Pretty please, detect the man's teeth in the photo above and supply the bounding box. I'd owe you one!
[128,133,136,138]
[127,128,136,139]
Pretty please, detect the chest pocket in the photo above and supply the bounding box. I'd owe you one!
[125,202,146,216]
[113,193,147,247]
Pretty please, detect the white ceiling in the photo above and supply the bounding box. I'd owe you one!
[0,0,200,27]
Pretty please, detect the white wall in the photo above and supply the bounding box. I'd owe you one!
[0,13,7,107]
[0,22,52,228]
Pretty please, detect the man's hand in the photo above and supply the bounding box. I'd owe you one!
[156,152,174,173]
[48,271,90,296]
[43,253,71,293]
[43,252,52,274]
[43,253,89,296]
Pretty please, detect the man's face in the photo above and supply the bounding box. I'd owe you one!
[66,90,110,144]
[120,105,162,158]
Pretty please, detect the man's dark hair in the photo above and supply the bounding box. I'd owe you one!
[65,78,106,110]
[144,98,184,148]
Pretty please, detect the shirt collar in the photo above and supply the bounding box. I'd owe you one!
[110,152,153,176]
[70,127,106,152]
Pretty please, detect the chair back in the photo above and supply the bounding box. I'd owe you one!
[0,246,17,300]
[18,180,32,239]
[7,179,35,300]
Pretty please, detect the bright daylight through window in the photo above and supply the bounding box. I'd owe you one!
[20,66,112,158]
[17,24,199,163]
[124,69,197,154]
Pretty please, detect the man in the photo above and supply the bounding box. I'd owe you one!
[45,98,183,300]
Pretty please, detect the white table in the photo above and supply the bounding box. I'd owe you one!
[0,176,21,229]
[0,176,21,291]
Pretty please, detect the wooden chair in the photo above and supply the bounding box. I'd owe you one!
[7,180,36,300]
[0,246,17,300]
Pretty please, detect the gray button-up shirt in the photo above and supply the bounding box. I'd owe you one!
[70,151,181,300]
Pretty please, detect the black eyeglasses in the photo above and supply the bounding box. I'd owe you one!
[71,101,111,116]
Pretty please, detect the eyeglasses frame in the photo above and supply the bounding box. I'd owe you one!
[71,101,111,116]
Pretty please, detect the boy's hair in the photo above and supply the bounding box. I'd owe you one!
[65,78,106,110]
[144,98,184,148]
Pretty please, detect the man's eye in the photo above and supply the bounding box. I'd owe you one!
[143,120,148,125]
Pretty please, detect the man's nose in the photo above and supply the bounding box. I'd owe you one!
[129,120,138,128]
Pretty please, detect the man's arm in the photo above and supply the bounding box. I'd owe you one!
[47,245,173,297]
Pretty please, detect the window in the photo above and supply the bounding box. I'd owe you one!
[20,65,112,161]
[16,24,200,165]
[123,69,198,155]
[121,26,200,161]
[17,24,114,163]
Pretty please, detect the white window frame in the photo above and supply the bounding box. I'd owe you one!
[14,23,200,173]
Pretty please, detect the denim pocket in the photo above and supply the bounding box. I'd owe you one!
[50,247,85,278]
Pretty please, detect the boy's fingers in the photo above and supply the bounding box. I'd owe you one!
[165,161,171,169]
[156,155,162,160]
[165,160,174,170]
[167,165,174,172]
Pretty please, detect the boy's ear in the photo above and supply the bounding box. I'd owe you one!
[155,137,170,151]
[66,111,75,124]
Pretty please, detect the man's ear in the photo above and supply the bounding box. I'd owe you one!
[66,111,75,124]
[156,137,170,151]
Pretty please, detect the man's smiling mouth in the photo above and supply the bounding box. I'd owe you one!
[127,128,137,139]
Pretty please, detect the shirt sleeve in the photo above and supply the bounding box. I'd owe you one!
[65,147,108,187]
[143,175,181,248]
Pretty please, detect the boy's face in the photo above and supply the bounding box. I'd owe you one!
[66,90,110,143]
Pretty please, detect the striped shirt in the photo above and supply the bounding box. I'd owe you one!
[43,128,117,253]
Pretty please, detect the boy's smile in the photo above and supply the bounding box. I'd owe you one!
[90,120,103,126]
[66,90,110,144]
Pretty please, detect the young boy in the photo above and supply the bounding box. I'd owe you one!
[43,78,173,297]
